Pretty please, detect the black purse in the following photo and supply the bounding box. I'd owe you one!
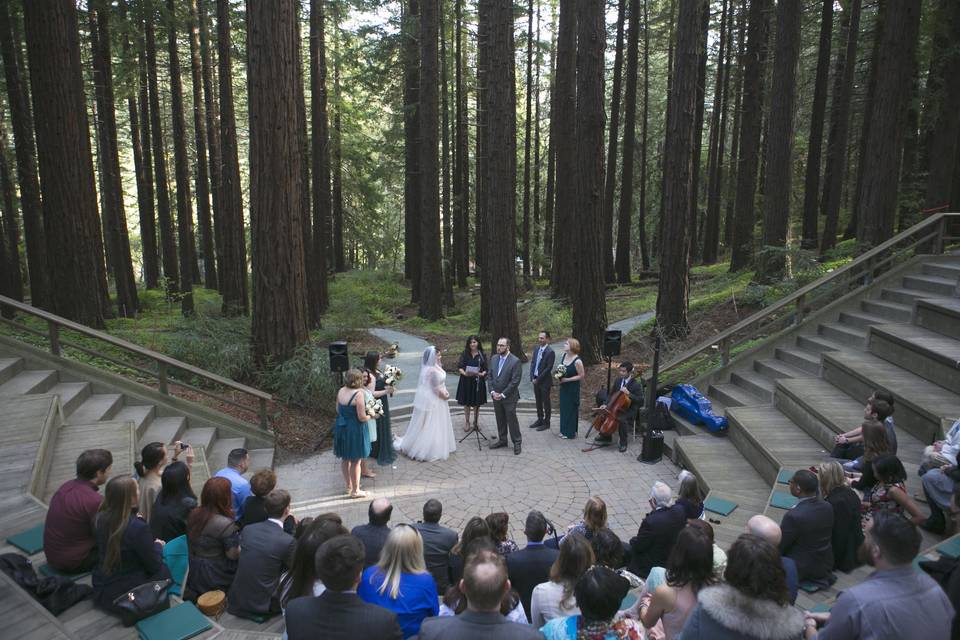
[112,578,172,626]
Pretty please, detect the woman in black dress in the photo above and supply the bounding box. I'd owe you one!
[455,336,488,432]
[364,351,397,468]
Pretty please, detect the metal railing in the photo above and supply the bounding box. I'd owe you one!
[645,212,960,388]
[0,295,273,429]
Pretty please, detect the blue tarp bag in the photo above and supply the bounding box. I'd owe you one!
[671,384,728,432]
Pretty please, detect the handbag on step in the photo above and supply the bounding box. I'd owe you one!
[112,577,172,626]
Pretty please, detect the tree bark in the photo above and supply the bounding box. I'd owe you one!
[453,0,469,286]
[800,0,833,250]
[615,0,640,282]
[188,0,216,289]
[550,0,577,298]
[198,0,223,288]
[440,0,454,306]
[0,105,22,303]
[419,0,443,320]
[723,1,746,249]
[542,2,558,276]
[404,0,421,300]
[521,0,536,283]
[532,2,542,278]
[248,0,310,367]
[601,0,626,284]
[637,0,650,270]
[923,0,960,211]
[476,0,490,330]
[332,20,345,273]
[310,0,331,312]
[687,0,709,264]
[702,0,729,265]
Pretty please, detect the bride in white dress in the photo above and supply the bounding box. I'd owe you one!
[398,346,457,461]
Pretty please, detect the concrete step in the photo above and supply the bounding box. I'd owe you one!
[178,425,215,452]
[818,322,867,348]
[881,287,931,306]
[726,405,829,486]
[44,421,136,502]
[45,381,91,415]
[774,347,822,375]
[65,393,123,424]
[795,334,846,355]
[248,448,275,473]
[0,369,57,396]
[113,404,156,433]
[915,297,960,340]
[138,416,187,449]
[0,357,23,385]
[822,349,960,445]
[868,323,960,395]
[207,437,248,475]
[837,310,889,331]
[708,382,765,408]
[754,358,809,381]
[902,274,958,297]
[921,261,960,281]
[730,370,775,402]
[860,298,913,323]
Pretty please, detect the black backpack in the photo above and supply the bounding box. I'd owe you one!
[0,553,92,615]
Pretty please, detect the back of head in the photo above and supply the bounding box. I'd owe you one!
[286,518,349,603]
[344,368,365,389]
[227,448,248,469]
[423,499,443,524]
[550,533,595,586]
[376,524,426,598]
[263,489,291,519]
[159,461,195,504]
[99,475,138,574]
[574,566,630,623]
[250,468,277,498]
[76,448,113,481]
[316,535,366,591]
[369,497,393,526]
[485,512,510,542]
[524,510,548,542]
[678,474,702,503]
[666,526,716,592]
[873,389,895,412]
[188,476,234,541]
[869,398,893,422]
[724,534,789,607]
[134,442,165,477]
[872,453,906,485]
[455,516,492,555]
[869,512,921,565]
[583,496,608,532]
[591,527,624,569]
[363,350,380,372]
[862,419,889,460]
[462,550,508,611]
[686,518,715,545]
[746,514,782,547]
[816,461,846,497]
[650,481,673,508]
[791,469,818,496]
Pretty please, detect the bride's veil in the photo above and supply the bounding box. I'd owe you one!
[413,346,438,411]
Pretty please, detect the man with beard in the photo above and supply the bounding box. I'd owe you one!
[802,512,953,639]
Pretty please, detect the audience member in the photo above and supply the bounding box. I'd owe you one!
[678,534,803,639]
[440,546,528,624]
[861,454,925,526]
[213,448,251,520]
[804,513,954,639]
[278,516,348,608]
[44,449,112,573]
[228,489,296,619]
[848,419,890,493]
[541,566,640,640]
[832,396,894,468]
[530,533,594,626]
[294,516,315,538]
[508,510,562,616]
[416,550,543,639]
[488,512,520,555]
[135,441,193,523]
[872,389,898,455]
[240,469,296,534]
[590,527,642,589]
[450,516,494,585]
[920,463,959,534]
[413,499,459,591]
[565,496,608,542]
[746,514,798,605]
[285,534,403,640]
[921,417,960,472]
[676,472,704,521]
[186,477,240,597]
[628,482,686,579]
[685,519,725,576]
[816,462,863,573]
[780,470,834,585]
[92,475,170,615]
[149,461,197,542]
[919,485,960,639]
[357,524,439,638]
[352,497,393,567]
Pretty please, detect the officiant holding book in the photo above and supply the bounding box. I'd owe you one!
[455,335,488,432]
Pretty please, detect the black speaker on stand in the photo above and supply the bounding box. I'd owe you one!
[329,341,349,386]
[602,329,622,396]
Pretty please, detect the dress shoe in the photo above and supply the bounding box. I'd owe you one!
[489,440,508,450]
[529,419,543,429]
[536,423,551,432]
[594,434,613,444]
[514,443,522,455]
[618,443,628,453]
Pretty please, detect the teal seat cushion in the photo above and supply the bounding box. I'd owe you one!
[769,491,799,510]
[38,563,90,580]
[703,496,738,516]
[136,602,212,640]
[937,537,960,559]
[162,535,189,597]
[776,469,794,484]
[809,603,832,613]
[6,523,44,555]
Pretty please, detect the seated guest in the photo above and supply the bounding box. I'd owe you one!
[357,524,439,638]
[832,395,894,468]
[487,512,520,555]
[412,499,458,592]
[285,534,403,640]
[780,469,834,585]
[921,463,960,534]
[213,448,251,521]
[541,566,641,640]
[278,516,348,607]
[687,519,726,576]
[440,543,529,624]
[862,454,926,526]
[92,476,171,615]
[508,510,561,616]
[746,514,798,605]
[136,441,193,523]
[591,527,642,589]
[816,462,863,573]
[849,419,891,494]
[228,489,296,619]
[678,534,804,639]
[922,417,960,472]
[530,533,594,626]
[45,449,112,573]
[803,513,954,639]
[186,477,240,597]
[676,471,704,521]
[564,496,608,543]
[449,516,494,586]
[149,461,197,542]
[352,497,393,567]
[416,550,543,640]
[628,482,687,580]
[240,469,295,533]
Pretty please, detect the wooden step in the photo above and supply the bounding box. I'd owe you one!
[0,369,57,396]
[43,421,136,502]
[0,570,72,639]
[881,287,931,306]
[902,274,958,296]
[726,405,829,485]
[795,334,845,355]
[860,298,914,323]
[868,323,960,395]
[818,322,867,348]
[921,261,960,280]
[248,448,276,473]
[754,358,808,380]
[730,370,775,402]
[837,310,888,331]
[44,381,91,414]
[181,426,217,452]
[915,297,960,340]
[708,382,764,408]
[774,347,822,375]
[139,416,188,450]
[0,357,23,385]
[113,404,156,433]
[64,393,123,424]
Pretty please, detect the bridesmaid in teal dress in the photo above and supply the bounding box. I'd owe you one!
[333,369,373,498]
[558,338,585,440]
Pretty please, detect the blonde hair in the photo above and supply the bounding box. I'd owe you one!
[344,368,365,389]
[567,338,581,355]
[373,524,428,599]
[817,461,846,497]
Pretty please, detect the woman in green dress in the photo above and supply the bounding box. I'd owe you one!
[364,351,397,469]
[558,338,585,440]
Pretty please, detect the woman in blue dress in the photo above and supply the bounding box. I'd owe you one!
[334,369,374,498]
[558,338,585,440]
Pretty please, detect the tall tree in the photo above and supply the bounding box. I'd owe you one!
[723,1,746,248]
[854,0,922,247]
[198,0,222,286]
[923,0,960,211]
[532,1,542,278]
[702,0,729,265]
[403,0,421,301]
[601,0,626,283]
[799,0,833,249]
[637,0,650,270]
[542,2,559,276]
[294,2,314,326]
[453,0,469,286]
[728,0,770,271]
[310,0,331,311]
[248,0,310,366]
[550,0,577,298]
[216,0,248,314]
[331,17,345,273]
[656,0,704,336]
[440,0,454,306]
[419,0,443,320]
[476,0,491,330]
[189,0,216,289]
[687,0,709,263]
[0,2,47,308]
[0,105,22,303]
[521,0,535,284]
[22,0,104,327]
[615,0,640,282]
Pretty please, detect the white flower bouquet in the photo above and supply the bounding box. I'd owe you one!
[365,396,384,418]
[384,364,403,387]
[553,364,567,381]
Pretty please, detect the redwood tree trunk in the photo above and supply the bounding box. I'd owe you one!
[601,0,626,284]
[332,23,345,273]
[542,3,558,276]
[189,0,216,289]
[615,0,640,283]
[800,0,833,250]
[310,0,331,310]
[723,2,746,248]
[702,0,729,265]
[521,0,535,283]
[453,0,469,286]
[637,0,650,270]
[550,0,577,298]
[419,0,443,320]
[440,0,454,306]
[199,0,222,287]
[404,0,421,300]
[923,0,960,211]
[687,0,708,264]
[0,110,22,303]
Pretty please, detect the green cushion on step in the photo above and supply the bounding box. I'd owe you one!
[809,603,832,613]
[38,563,90,580]
[769,491,799,510]
[6,523,43,555]
[799,582,824,593]
[703,496,738,516]
[937,537,960,559]
[136,602,212,640]
[776,469,794,484]
[913,555,932,573]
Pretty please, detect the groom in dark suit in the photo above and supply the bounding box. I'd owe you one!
[489,337,523,455]
[528,330,556,432]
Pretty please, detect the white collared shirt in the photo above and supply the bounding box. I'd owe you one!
[268,517,285,529]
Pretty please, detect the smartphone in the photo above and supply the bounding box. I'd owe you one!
[179,442,189,451]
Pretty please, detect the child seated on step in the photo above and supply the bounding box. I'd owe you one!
[832,390,896,471]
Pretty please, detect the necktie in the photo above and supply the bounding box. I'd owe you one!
[498,356,504,377]
[534,348,542,376]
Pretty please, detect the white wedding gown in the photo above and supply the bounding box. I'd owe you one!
[398,363,457,462]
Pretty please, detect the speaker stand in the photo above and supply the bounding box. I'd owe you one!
[459,422,488,451]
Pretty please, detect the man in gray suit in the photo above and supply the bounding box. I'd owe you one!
[489,337,523,455]
[412,499,459,591]
[227,489,296,619]
[413,551,543,640]
[529,331,556,432]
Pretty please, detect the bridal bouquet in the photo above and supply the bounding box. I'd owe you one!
[384,365,403,387]
[365,397,384,418]
[553,364,566,381]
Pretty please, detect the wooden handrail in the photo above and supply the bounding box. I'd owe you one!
[0,294,272,428]
[645,211,960,385]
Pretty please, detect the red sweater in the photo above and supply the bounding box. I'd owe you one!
[44,478,102,571]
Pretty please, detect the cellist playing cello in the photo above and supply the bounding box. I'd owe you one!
[593,362,645,452]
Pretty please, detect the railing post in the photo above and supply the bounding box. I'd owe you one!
[259,398,268,430]
[47,322,60,357]
[934,216,946,254]
[157,361,168,395]
[720,338,731,366]
[794,293,806,326]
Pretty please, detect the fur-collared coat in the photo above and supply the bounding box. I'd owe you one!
[676,584,805,640]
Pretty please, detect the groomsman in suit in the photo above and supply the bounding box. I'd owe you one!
[594,362,644,452]
[489,337,523,455]
[529,331,556,432]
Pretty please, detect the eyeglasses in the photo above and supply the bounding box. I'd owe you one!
[497,343,507,347]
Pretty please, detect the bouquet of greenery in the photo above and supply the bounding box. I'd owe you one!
[553,364,566,381]
[384,365,403,387]
[365,396,384,418]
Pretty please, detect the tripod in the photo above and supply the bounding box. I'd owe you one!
[459,417,488,450]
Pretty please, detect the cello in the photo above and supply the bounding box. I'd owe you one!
[590,387,632,438]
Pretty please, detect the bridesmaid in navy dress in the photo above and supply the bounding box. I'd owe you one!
[558,338,585,440]
[364,351,397,468]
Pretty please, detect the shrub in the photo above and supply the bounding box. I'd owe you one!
[258,342,339,410]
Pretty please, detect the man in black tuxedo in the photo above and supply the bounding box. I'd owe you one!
[350,497,392,567]
[628,481,687,579]
[412,499,459,591]
[506,510,560,616]
[285,534,402,640]
[779,469,835,584]
[594,362,644,452]
[528,331,556,432]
